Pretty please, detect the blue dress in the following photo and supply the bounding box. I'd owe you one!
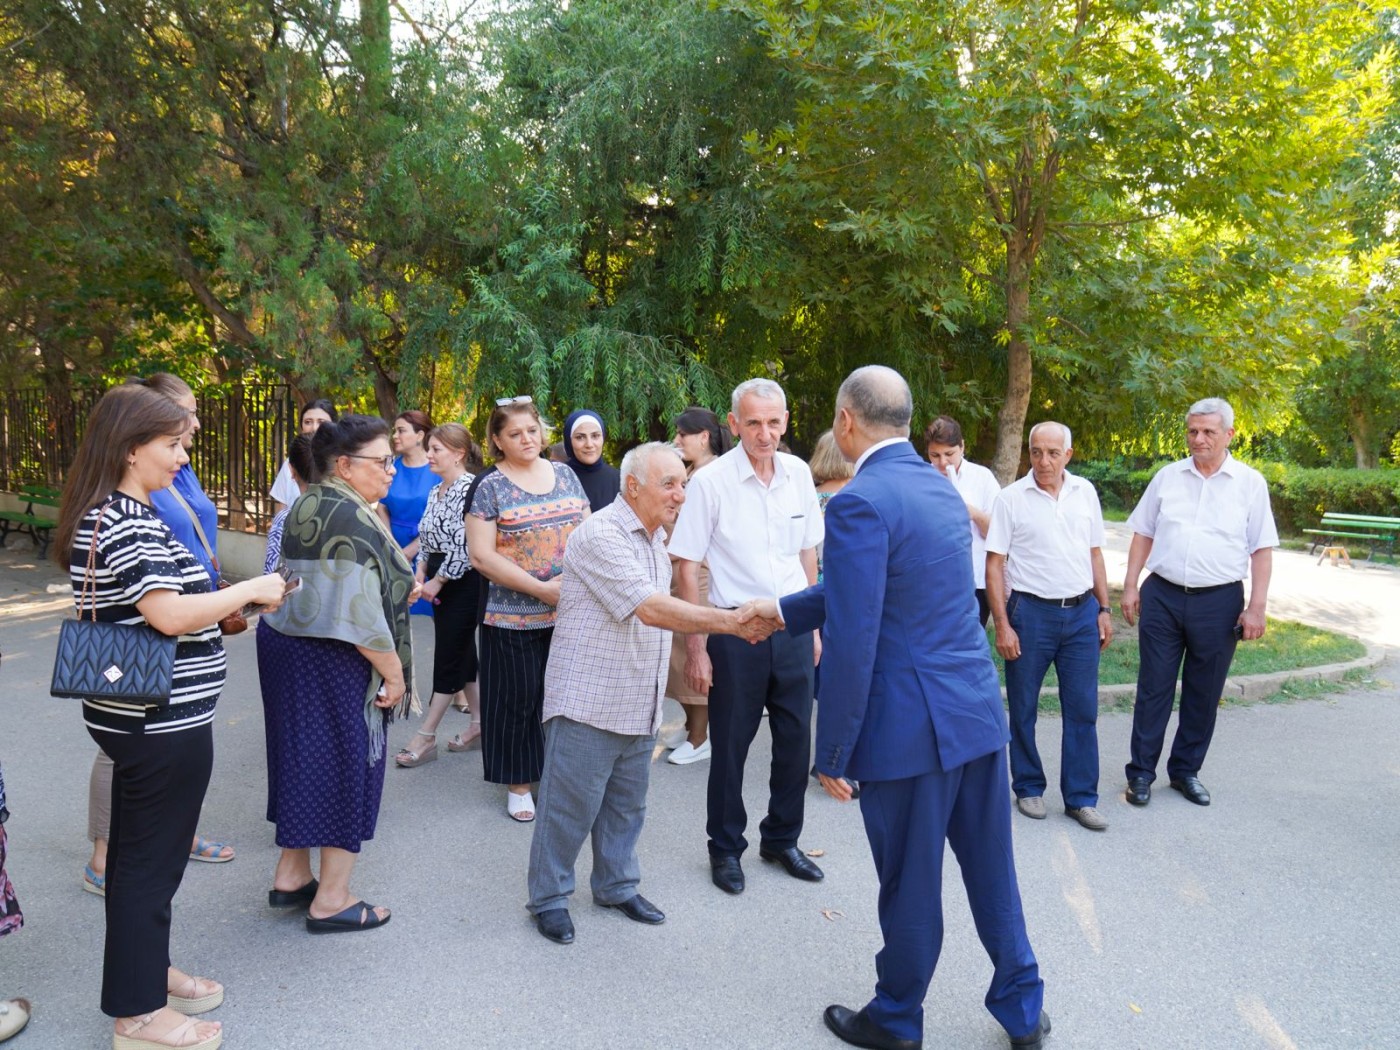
[149,463,219,580]
[381,458,435,615]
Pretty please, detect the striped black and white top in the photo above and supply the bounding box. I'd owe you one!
[69,493,227,735]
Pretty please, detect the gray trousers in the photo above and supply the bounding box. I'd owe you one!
[527,716,654,915]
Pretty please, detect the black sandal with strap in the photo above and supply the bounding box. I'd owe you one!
[305,900,391,934]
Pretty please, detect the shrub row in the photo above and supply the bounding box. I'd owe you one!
[1072,459,1400,535]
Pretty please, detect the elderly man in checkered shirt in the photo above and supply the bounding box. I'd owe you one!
[525,442,777,945]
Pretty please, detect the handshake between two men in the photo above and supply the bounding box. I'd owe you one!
[730,598,785,644]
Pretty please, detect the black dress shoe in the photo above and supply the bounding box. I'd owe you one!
[1009,1009,1051,1048]
[1125,777,1152,806]
[534,908,574,944]
[760,845,825,881]
[602,893,665,925]
[822,1004,921,1050]
[1170,776,1211,806]
[711,855,745,895]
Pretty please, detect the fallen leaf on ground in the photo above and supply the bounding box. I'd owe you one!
[805,848,826,857]
[821,908,845,921]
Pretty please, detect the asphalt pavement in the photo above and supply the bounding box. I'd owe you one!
[0,534,1396,1050]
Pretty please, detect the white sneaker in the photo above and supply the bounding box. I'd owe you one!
[668,739,711,765]
[659,725,689,750]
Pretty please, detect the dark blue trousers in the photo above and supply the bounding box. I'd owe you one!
[1003,594,1101,808]
[860,748,1043,1042]
[1127,575,1244,782]
[705,629,814,857]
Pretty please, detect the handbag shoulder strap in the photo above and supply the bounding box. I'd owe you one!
[81,498,116,623]
[166,482,218,572]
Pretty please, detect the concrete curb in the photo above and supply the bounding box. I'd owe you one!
[1003,641,1387,708]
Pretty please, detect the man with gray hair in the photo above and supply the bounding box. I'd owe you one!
[669,377,825,895]
[526,443,776,945]
[986,421,1113,832]
[1121,398,1278,808]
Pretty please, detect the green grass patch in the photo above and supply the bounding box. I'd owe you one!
[990,615,1364,688]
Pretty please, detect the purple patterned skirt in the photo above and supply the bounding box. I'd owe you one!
[0,824,21,937]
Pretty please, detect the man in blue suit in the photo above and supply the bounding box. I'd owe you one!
[761,366,1049,1050]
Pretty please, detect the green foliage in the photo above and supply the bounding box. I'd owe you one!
[1075,458,1400,532]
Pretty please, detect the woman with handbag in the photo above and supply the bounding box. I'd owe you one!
[83,374,239,900]
[396,423,482,767]
[256,415,419,933]
[53,383,286,1050]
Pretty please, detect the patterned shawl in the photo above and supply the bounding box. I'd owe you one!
[262,476,416,763]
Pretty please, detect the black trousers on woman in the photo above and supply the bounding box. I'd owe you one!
[88,723,212,1018]
[478,624,552,785]
[426,557,481,694]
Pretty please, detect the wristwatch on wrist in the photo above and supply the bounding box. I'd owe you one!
[1097,605,1110,615]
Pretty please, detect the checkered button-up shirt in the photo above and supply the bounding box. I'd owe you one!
[542,495,672,735]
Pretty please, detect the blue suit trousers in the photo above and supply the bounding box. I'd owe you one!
[860,747,1043,1041]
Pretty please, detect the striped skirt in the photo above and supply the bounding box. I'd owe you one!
[478,624,553,785]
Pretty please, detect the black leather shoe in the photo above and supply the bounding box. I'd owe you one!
[710,855,745,895]
[1170,776,1211,806]
[534,908,574,944]
[822,1004,921,1050]
[602,893,665,925]
[760,845,825,881]
[1125,777,1152,806]
[1009,1010,1051,1048]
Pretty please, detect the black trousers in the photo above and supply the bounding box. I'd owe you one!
[479,624,552,785]
[88,722,213,1018]
[1126,576,1244,783]
[430,569,481,694]
[706,629,814,857]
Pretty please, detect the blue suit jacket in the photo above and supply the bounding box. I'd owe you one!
[782,442,1008,782]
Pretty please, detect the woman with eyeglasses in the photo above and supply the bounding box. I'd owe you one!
[466,396,589,822]
[256,415,419,933]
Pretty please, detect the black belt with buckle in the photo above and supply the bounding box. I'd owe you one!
[1017,590,1092,608]
[1154,577,1241,595]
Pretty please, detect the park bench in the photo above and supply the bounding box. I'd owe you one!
[1303,512,1400,563]
[0,483,60,558]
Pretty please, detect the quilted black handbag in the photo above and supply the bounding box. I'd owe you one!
[50,500,176,705]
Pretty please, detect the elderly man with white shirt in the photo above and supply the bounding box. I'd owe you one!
[925,415,1002,626]
[1120,398,1278,808]
[669,378,825,896]
[986,422,1113,832]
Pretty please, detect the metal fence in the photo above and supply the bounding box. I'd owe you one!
[0,383,297,533]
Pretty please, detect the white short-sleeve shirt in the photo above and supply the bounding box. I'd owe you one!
[1127,454,1279,587]
[940,458,1001,588]
[668,446,823,608]
[269,460,299,507]
[985,470,1105,599]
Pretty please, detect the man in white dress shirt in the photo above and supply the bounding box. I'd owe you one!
[669,378,825,895]
[925,415,1002,626]
[1121,398,1278,808]
[986,422,1113,832]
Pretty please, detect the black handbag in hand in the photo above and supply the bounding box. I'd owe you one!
[50,500,176,705]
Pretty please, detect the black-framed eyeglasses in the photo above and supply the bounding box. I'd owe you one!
[345,454,395,471]
[495,394,533,407]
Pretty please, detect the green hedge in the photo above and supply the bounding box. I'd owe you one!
[1074,459,1400,535]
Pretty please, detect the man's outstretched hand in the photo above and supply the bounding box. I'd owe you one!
[734,599,783,643]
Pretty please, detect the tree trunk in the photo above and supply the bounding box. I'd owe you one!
[992,241,1033,485]
[1350,406,1379,469]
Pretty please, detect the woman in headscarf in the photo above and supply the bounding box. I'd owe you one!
[561,409,621,513]
[257,415,419,933]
